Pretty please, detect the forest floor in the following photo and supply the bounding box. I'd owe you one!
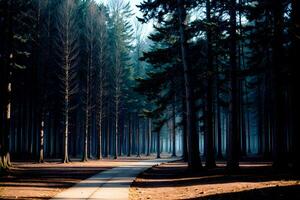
[0,156,157,200]
[130,161,300,200]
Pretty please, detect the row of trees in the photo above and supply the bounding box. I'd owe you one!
[136,0,299,171]
[1,0,178,171]
[1,0,299,173]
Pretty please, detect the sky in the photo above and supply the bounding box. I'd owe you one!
[95,0,153,37]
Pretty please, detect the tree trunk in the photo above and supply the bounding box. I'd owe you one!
[63,107,69,163]
[106,118,110,157]
[240,85,247,158]
[245,84,251,154]
[1,72,12,171]
[181,96,188,161]
[98,114,103,160]
[272,0,288,169]
[58,0,78,163]
[205,0,216,168]
[119,115,123,156]
[114,101,119,159]
[136,116,140,157]
[257,80,264,155]
[83,64,90,162]
[263,75,271,159]
[238,0,246,158]
[216,75,223,159]
[63,61,70,163]
[83,111,89,162]
[128,114,132,156]
[157,130,161,159]
[227,0,240,171]
[1,0,13,172]
[172,101,176,157]
[39,119,45,163]
[176,0,202,170]
[240,82,247,156]
[147,118,151,156]
[291,0,300,172]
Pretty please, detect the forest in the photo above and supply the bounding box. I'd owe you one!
[0,0,299,198]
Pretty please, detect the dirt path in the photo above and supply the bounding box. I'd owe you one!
[52,158,178,200]
[130,161,300,200]
[0,157,156,200]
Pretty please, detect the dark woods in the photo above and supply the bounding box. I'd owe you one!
[136,0,299,171]
[1,0,299,173]
[0,0,147,168]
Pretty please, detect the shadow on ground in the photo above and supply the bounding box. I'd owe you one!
[134,162,300,187]
[188,185,300,200]
[130,161,300,200]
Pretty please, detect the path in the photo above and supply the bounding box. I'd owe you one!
[52,158,177,200]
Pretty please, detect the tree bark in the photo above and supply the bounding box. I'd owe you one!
[216,75,223,159]
[83,53,91,162]
[176,0,202,170]
[1,0,13,172]
[106,118,110,157]
[205,0,216,169]
[127,114,132,156]
[157,130,161,159]
[39,120,45,163]
[227,0,240,171]
[98,113,103,160]
[146,118,151,156]
[182,95,188,161]
[63,101,69,163]
[172,101,176,157]
[114,100,119,159]
[291,0,300,172]
[272,0,287,169]
[0,72,12,170]
[136,116,140,157]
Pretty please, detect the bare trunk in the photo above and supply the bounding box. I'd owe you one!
[6,81,12,168]
[63,103,69,163]
[1,0,12,172]
[1,73,12,170]
[128,114,132,156]
[106,119,110,157]
[245,85,251,154]
[172,101,176,157]
[98,64,104,160]
[114,100,119,159]
[257,82,264,154]
[177,0,202,169]
[263,75,271,159]
[136,116,140,157]
[272,0,287,169]
[146,118,151,156]
[238,0,246,158]
[83,61,91,162]
[39,120,44,163]
[291,0,300,171]
[240,82,247,156]
[63,42,70,164]
[83,111,88,162]
[83,83,89,162]
[97,20,106,159]
[157,130,161,159]
[59,0,78,164]
[181,95,188,161]
[216,75,223,159]
[205,0,216,168]
[98,115,103,159]
[227,0,240,171]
